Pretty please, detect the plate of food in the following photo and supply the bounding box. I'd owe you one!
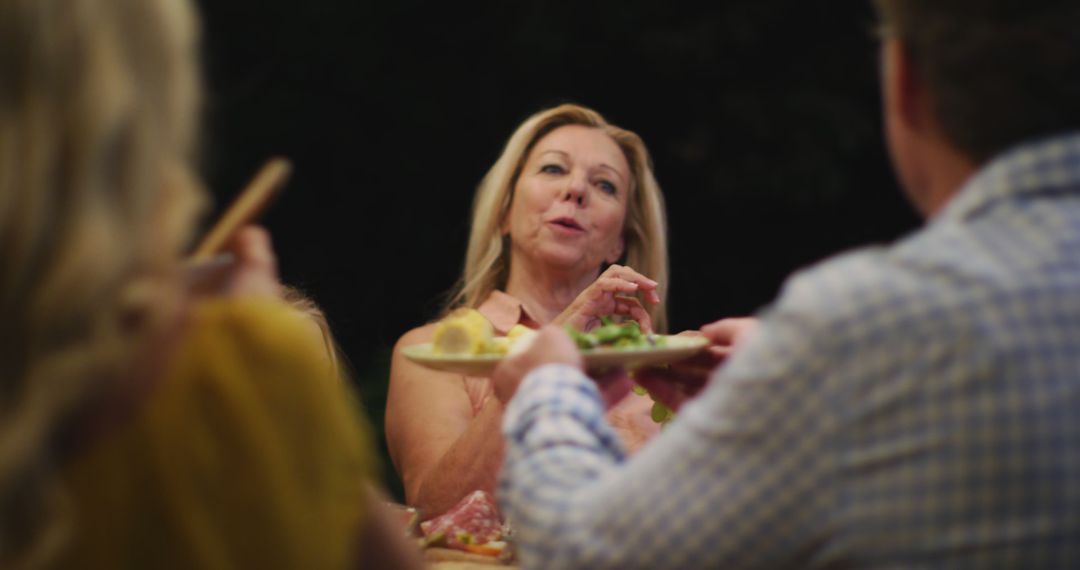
[401,309,708,377]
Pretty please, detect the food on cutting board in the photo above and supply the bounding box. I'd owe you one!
[418,490,514,563]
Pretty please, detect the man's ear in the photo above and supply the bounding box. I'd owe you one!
[882,36,962,218]
[883,38,928,132]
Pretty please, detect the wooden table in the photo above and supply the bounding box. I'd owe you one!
[425,547,519,569]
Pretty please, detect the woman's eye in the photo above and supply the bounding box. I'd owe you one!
[540,164,565,175]
[597,180,617,195]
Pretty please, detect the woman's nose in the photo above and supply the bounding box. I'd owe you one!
[562,175,587,206]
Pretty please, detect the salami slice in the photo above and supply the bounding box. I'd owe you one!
[420,490,504,549]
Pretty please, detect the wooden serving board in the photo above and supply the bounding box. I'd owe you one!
[424,547,517,568]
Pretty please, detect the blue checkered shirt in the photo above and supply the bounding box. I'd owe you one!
[499,133,1080,569]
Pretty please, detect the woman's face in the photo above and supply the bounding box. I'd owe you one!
[503,124,631,276]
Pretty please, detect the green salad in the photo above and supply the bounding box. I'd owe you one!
[565,317,675,425]
[564,317,666,350]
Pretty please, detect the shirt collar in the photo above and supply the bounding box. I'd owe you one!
[938,132,1080,223]
[475,290,539,334]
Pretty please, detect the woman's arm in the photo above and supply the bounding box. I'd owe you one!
[385,324,506,518]
[355,486,425,569]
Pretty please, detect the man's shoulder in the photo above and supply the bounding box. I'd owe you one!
[778,242,922,311]
[772,228,985,335]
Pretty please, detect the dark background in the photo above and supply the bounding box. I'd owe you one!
[192,0,920,498]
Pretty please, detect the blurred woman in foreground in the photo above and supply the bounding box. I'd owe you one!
[386,103,670,518]
[0,0,420,567]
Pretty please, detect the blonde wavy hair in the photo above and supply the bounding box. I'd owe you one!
[0,0,204,566]
[446,103,670,332]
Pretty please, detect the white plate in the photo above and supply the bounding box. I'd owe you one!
[400,335,709,377]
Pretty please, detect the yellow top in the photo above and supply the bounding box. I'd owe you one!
[57,298,375,569]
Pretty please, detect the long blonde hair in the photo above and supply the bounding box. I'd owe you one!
[0,0,204,566]
[446,103,670,332]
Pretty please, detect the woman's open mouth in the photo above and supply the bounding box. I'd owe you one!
[549,217,584,232]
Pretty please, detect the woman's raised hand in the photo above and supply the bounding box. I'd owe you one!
[186,225,282,299]
[553,264,660,333]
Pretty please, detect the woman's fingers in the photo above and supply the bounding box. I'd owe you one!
[591,275,660,307]
[592,276,643,296]
[556,265,662,331]
[226,226,282,298]
[603,264,658,285]
[186,225,282,299]
[613,295,653,333]
[601,265,660,301]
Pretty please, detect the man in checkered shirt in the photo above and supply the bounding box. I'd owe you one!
[491,1,1080,568]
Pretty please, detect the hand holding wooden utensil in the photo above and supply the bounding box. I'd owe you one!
[186,158,292,298]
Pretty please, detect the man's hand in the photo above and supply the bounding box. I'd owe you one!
[634,317,758,412]
[493,325,582,405]
[700,317,757,360]
[590,367,635,410]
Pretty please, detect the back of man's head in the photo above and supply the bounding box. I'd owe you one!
[875,0,1080,164]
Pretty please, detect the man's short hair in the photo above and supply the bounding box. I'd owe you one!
[875,0,1080,164]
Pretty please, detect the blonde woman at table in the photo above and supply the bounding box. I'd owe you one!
[386,103,670,519]
[0,0,421,567]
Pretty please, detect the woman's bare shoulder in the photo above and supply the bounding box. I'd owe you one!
[393,322,437,352]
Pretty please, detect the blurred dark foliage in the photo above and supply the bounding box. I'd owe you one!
[193,0,920,499]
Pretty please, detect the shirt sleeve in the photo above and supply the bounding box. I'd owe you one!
[499,307,840,570]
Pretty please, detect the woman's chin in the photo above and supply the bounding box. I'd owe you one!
[532,249,599,276]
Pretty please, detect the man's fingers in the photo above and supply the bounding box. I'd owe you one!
[701,317,757,346]
[634,366,711,412]
[494,325,583,404]
[590,367,634,409]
